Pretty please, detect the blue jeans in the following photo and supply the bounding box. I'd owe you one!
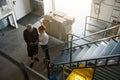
[40,44,50,60]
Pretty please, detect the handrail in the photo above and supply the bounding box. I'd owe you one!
[86,16,112,24]
[84,25,120,37]
[65,24,120,47]
[63,33,120,51]
[52,54,120,67]
[84,16,112,36]
[67,33,91,42]
[67,24,120,43]
[22,64,48,80]
[0,50,48,80]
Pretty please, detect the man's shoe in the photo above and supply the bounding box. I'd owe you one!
[34,57,39,62]
[29,62,34,68]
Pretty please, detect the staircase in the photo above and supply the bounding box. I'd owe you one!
[93,65,120,80]
[48,24,120,80]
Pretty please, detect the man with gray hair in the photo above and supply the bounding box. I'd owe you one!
[23,24,39,68]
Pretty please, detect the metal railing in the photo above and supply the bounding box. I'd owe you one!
[64,25,120,53]
[60,25,120,69]
[0,50,49,80]
[84,16,112,36]
[60,24,120,53]
[67,24,120,45]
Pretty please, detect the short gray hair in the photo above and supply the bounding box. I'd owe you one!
[27,24,33,30]
[27,24,33,29]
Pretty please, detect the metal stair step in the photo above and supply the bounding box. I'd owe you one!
[104,66,120,75]
[72,38,90,46]
[90,41,107,58]
[87,19,108,29]
[94,69,113,80]
[73,46,89,61]
[99,39,118,56]
[93,65,120,80]
[83,36,97,41]
[86,24,104,32]
[71,48,83,61]
[81,44,98,60]
[110,41,120,55]
[86,31,103,39]
[97,67,120,79]
[52,48,82,64]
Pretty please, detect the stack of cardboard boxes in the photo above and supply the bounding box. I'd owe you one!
[43,11,74,41]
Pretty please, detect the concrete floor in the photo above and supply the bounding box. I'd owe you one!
[0,24,64,80]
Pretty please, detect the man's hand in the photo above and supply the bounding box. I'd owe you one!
[29,42,38,46]
[34,42,39,45]
[29,42,34,45]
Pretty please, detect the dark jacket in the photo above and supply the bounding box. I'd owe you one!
[23,27,39,45]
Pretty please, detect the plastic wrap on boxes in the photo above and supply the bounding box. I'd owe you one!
[63,15,75,24]
[50,20,59,38]
[62,24,72,34]
[43,15,52,21]
[52,16,67,26]
[52,19,63,39]
[52,11,66,17]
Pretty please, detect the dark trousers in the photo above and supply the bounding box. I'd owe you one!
[27,45,38,57]
[41,44,50,60]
